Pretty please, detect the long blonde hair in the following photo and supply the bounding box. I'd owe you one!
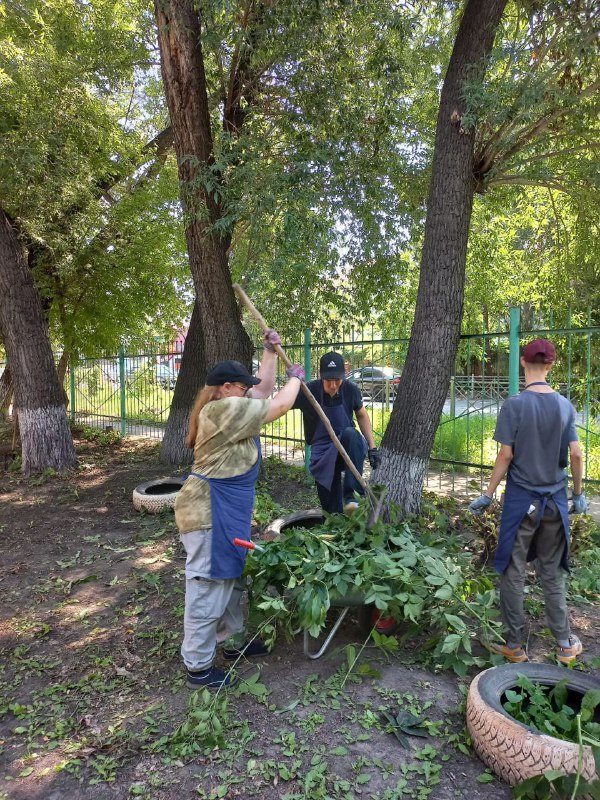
[186,385,221,449]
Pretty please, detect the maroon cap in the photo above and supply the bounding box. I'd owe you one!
[522,338,556,364]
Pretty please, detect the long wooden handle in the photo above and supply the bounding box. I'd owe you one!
[233,284,376,503]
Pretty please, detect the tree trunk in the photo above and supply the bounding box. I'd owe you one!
[0,362,12,417]
[376,0,508,514]
[57,350,70,408]
[0,211,77,473]
[160,299,205,466]
[154,0,253,382]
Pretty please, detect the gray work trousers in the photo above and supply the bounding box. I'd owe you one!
[180,530,246,672]
[500,498,570,647]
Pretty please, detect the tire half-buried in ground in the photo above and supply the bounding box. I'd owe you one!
[467,662,599,786]
[132,477,184,513]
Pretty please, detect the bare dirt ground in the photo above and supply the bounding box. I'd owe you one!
[0,437,598,800]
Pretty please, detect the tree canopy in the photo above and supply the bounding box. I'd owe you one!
[0,0,192,356]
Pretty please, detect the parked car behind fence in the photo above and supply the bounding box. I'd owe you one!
[346,366,401,402]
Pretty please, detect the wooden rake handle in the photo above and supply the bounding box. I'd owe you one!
[233,284,376,505]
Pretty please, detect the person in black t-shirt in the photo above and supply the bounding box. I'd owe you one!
[293,351,380,514]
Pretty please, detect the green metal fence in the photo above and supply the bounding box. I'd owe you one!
[1,308,597,490]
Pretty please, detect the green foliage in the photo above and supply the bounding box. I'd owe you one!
[503,674,600,748]
[253,487,286,528]
[432,415,499,470]
[507,675,600,799]
[512,764,600,800]
[431,412,600,482]
[70,423,121,446]
[0,0,191,355]
[381,709,429,749]
[247,499,502,676]
[149,689,229,760]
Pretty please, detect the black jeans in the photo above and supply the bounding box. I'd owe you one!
[315,426,366,514]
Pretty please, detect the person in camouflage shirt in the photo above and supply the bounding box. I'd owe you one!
[176,331,304,690]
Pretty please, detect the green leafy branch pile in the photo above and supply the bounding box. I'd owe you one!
[247,502,503,675]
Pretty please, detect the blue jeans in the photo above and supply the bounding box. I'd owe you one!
[315,427,367,513]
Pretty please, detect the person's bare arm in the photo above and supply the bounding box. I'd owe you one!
[569,440,583,495]
[483,444,513,497]
[264,378,302,422]
[355,406,376,449]
[251,350,277,399]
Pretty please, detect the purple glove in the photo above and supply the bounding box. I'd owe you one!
[263,329,282,353]
[286,364,305,381]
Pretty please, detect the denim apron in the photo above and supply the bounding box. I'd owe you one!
[495,475,570,574]
[309,388,366,490]
[495,389,571,574]
[191,438,261,580]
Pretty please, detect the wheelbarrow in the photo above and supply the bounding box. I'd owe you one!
[235,515,372,660]
[232,285,388,657]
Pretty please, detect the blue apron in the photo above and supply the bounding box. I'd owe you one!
[309,387,366,490]
[495,474,570,573]
[191,438,261,580]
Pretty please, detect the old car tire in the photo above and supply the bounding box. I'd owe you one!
[132,477,184,513]
[466,662,599,786]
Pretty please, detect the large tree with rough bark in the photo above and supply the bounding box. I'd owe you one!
[153,0,421,464]
[0,213,77,472]
[375,0,599,512]
[0,0,187,470]
[154,0,255,463]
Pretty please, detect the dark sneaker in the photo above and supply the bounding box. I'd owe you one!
[556,635,583,665]
[186,665,237,689]
[482,640,528,663]
[223,639,270,660]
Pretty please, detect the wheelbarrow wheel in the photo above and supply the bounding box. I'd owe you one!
[357,606,400,637]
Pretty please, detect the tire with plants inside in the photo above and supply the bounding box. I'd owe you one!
[467,662,599,786]
[132,478,183,513]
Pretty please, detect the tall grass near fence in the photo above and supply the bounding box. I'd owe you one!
[432,415,499,470]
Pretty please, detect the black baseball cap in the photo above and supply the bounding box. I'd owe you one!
[319,351,345,380]
[205,360,261,387]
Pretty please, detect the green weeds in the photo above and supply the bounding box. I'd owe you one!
[503,674,600,748]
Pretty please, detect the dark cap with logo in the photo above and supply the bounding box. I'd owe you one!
[205,360,261,387]
[522,339,556,364]
[319,351,345,379]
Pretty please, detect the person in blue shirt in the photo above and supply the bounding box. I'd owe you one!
[293,351,380,515]
[469,338,588,665]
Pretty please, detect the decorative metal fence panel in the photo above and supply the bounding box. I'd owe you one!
[3,307,597,491]
[67,345,183,439]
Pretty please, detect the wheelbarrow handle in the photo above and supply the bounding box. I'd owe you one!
[233,537,265,552]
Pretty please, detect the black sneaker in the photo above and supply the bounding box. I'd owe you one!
[222,639,270,660]
[186,665,237,689]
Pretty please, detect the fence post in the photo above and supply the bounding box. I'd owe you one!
[118,345,127,436]
[449,376,455,418]
[69,358,76,422]
[508,306,521,396]
[303,327,311,473]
